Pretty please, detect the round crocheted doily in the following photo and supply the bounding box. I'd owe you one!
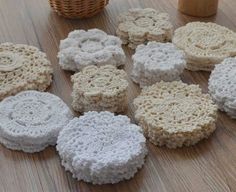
[0,91,73,152]
[0,42,53,100]
[116,8,173,49]
[133,81,218,148]
[58,29,126,71]
[71,65,128,113]
[57,111,147,184]
[131,42,186,87]
[209,57,236,118]
[173,22,236,71]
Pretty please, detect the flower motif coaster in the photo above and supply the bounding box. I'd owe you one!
[0,42,53,100]
[116,8,173,49]
[133,81,218,148]
[57,111,147,184]
[131,42,186,87]
[173,22,236,71]
[209,57,236,118]
[71,65,128,113]
[0,91,73,153]
[58,29,126,71]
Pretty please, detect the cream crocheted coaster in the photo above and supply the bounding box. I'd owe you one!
[173,22,236,71]
[131,42,186,87]
[57,111,147,184]
[116,8,173,49]
[133,81,218,148]
[71,65,128,113]
[209,57,236,118]
[0,91,73,153]
[58,29,126,71]
[0,42,53,100]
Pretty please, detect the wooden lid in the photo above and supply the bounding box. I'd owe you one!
[178,0,219,17]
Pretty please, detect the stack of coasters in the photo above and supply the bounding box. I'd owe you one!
[71,65,128,113]
[209,57,236,118]
[133,81,218,148]
[0,42,53,100]
[173,22,236,71]
[116,8,173,49]
[0,91,73,153]
[57,111,147,184]
[58,29,126,71]
[131,42,186,87]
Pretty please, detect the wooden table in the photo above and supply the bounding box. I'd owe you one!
[1,0,236,191]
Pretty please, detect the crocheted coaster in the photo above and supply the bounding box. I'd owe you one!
[209,57,236,118]
[57,111,147,184]
[173,22,236,71]
[0,91,73,153]
[58,29,126,71]
[0,42,53,100]
[131,42,186,87]
[71,65,128,113]
[133,81,218,148]
[0,135,56,153]
[116,8,173,49]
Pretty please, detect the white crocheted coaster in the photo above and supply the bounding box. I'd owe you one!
[133,81,218,148]
[58,29,126,71]
[0,135,56,153]
[71,65,128,113]
[209,57,236,118]
[0,42,53,100]
[116,8,173,49]
[131,42,186,87]
[173,22,236,71]
[0,91,73,152]
[57,111,147,184]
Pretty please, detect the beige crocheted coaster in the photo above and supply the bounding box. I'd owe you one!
[71,65,129,113]
[133,81,218,148]
[173,22,236,71]
[0,42,53,100]
[116,8,173,49]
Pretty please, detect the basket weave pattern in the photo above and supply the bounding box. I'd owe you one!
[49,0,109,19]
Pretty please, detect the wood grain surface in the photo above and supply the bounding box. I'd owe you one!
[1,0,236,192]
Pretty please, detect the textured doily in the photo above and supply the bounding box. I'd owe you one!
[116,8,173,49]
[58,29,126,71]
[209,57,236,118]
[131,42,186,87]
[133,81,218,148]
[57,111,147,184]
[0,42,53,100]
[71,65,129,113]
[0,135,56,153]
[0,91,73,152]
[173,22,236,71]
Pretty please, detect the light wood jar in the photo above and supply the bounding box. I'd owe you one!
[178,0,219,17]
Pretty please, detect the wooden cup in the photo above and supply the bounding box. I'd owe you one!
[178,0,219,17]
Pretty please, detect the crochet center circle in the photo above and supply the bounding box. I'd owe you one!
[134,17,154,27]
[80,39,104,53]
[190,30,225,50]
[150,97,204,131]
[10,100,52,126]
[147,51,177,68]
[0,52,23,72]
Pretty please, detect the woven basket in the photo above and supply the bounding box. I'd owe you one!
[49,0,109,19]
